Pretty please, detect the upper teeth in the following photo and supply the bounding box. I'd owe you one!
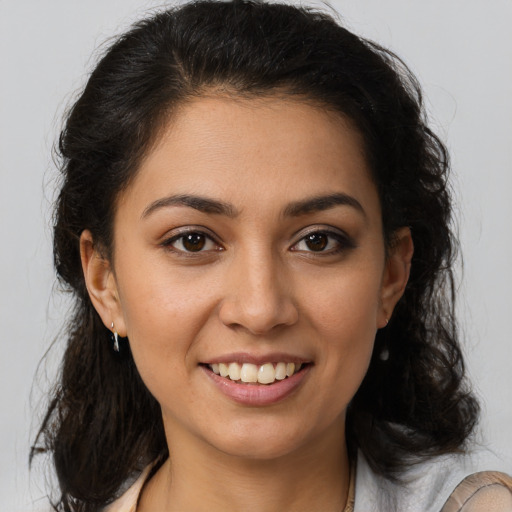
[209,362,302,384]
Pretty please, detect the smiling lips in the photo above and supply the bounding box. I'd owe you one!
[209,362,303,385]
[203,360,311,406]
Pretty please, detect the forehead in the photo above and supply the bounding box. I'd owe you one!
[119,95,380,220]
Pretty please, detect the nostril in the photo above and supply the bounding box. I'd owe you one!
[218,297,299,335]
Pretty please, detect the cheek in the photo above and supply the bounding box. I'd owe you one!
[302,266,382,339]
[301,268,382,398]
[114,259,217,379]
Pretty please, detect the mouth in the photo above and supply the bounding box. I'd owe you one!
[200,356,312,406]
[201,361,310,385]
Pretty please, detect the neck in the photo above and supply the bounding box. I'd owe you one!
[138,420,351,512]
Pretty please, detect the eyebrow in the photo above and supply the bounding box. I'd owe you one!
[141,192,365,220]
[141,194,239,219]
[282,193,366,218]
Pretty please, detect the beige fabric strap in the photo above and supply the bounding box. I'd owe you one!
[343,461,356,512]
[440,471,512,512]
[103,466,153,512]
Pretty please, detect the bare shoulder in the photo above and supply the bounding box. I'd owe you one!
[441,471,512,512]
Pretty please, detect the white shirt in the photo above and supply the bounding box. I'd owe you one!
[103,449,512,512]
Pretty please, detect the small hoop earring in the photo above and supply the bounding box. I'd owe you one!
[110,322,120,352]
[379,318,390,361]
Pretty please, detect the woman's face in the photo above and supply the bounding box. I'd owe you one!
[85,95,411,460]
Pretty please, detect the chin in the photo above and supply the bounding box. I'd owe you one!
[203,417,320,461]
[217,437,302,461]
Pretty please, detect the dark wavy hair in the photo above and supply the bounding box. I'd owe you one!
[32,1,479,510]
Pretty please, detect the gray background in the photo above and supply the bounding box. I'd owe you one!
[1,1,511,509]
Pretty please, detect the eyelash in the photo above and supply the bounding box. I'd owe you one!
[161,228,354,256]
[290,228,355,255]
[161,229,223,255]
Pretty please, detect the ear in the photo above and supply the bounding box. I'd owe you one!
[80,230,127,337]
[377,227,414,328]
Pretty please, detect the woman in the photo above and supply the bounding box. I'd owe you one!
[32,1,512,510]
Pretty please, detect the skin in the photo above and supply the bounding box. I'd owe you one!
[81,95,413,511]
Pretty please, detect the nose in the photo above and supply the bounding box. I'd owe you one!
[218,248,299,335]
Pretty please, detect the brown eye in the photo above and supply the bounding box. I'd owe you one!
[304,233,328,251]
[165,231,219,253]
[182,233,206,252]
[291,229,354,255]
